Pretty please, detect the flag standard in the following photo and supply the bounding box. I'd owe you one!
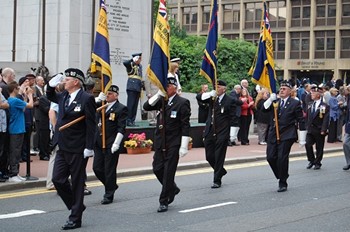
[249,1,277,93]
[91,0,112,93]
[200,0,218,89]
[146,0,170,95]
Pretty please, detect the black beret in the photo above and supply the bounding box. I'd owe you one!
[280,80,292,89]
[217,79,227,86]
[108,85,119,93]
[310,85,323,93]
[65,68,85,82]
[167,77,178,86]
[18,76,28,86]
[132,53,142,57]
[25,74,36,79]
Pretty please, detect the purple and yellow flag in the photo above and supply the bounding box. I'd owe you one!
[249,1,277,93]
[199,0,218,89]
[146,0,170,96]
[91,0,112,93]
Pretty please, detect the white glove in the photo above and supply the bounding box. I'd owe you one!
[263,93,277,109]
[95,92,106,102]
[179,136,191,158]
[201,90,217,100]
[83,148,94,158]
[148,90,165,106]
[230,127,239,142]
[132,56,140,62]
[298,130,307,147]
[111,133,124,153]
[49,73,64,87]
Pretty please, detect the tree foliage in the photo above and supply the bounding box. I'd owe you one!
[170,35,257,93]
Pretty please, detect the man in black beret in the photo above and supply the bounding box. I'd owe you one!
[198,80,237,189]
[263,80,306,192]
[93,84,128,205]
[46,68,97,230]
[143,77,191,213]
[124,53,143,127]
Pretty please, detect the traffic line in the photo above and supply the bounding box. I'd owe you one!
[0,210,46,219]
[179,202,237,213]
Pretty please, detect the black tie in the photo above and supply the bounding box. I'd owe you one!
[312,102,316,115]
[65,95,71,110]
[280,99,285,109]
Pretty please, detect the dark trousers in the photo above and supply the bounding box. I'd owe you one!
[38,128,50,158]
[22,126,32,161]
[204,130,228,184]
[153,146,179,205]
[93,147,120,200]
[0,132,9,175]
[305,132,326,165]
[327,119,337,143]
[9,134,24,176]
[266,139,294,187]
[239,115,252,144]
[52,150,86,223]
[126,90,140,124]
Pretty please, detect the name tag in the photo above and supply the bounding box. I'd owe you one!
[170,111,177,118]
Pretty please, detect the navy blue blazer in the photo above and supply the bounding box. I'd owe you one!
[46,86,97,154]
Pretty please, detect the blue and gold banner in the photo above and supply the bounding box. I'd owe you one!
[199,0,218,89]
[249,1,277,93]
[91,0,112,93]
[146,0,170,95]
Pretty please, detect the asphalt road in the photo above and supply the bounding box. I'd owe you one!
[0,152,349,232]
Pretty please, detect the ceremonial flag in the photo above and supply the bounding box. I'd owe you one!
[146,0,170,95]
[249,1,277,93]
[91,0,112,93]
[199,0,218,89]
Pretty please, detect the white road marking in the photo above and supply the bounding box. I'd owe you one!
[0,210,46,219]
[179,202,237,213]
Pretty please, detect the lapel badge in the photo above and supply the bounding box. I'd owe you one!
[109,112,115,121]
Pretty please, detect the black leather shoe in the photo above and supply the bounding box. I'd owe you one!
[168,187,180,205]
[314,164,321,170]
[40,156,49,161]
[277,186,287,192]
[84,189,92,195]
[101,198,113,205]
[306,162,314,169]
[157,204,168,213]
[211,183,221,189]
[61,220,81,230]
[343,165,350,170]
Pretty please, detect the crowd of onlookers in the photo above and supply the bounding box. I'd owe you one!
[0,68,56,182]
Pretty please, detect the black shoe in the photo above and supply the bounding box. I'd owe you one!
[0,178,6,182]
[306,162,314,169]
[84,189,92,195]
[313,164,321,170]
[40,156,49,161]
[231,141,239,146]
[61,220,81,230]
[211,183,221,189]
[277,186,287,192]
[168,187,181,205]
[343,165,350,170]
[157,204,168,213]
[228,141,233,146]
[101,198,113,205]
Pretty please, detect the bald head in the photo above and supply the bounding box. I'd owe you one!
[2,67,15,83]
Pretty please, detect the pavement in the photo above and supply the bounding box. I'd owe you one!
[0,135,344,192]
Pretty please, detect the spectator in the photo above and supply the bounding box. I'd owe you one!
[239,88,254,145]
[327,88,340,143]
[336,86,347,142]
[254,88,271,145]
[228,85,243,146]
[7,81,34,182]
[0,87,9,182]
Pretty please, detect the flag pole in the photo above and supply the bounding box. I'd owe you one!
[101,73,106,149]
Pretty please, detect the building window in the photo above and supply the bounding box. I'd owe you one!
[223,4,240,30]
[168,7,178,22]
[341,30,350,58]
[315,31,335,58]
[245,2,263,29]
[268,1,286,28]
[316,0,336,26]
[274,32,285,59]
[222,34,240,40]
[343,0,350,25]
[291,0,311,27]
[183,7,198,33]
[244,33,260,46]
[290,31,310,59]
[202,6,211,32]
